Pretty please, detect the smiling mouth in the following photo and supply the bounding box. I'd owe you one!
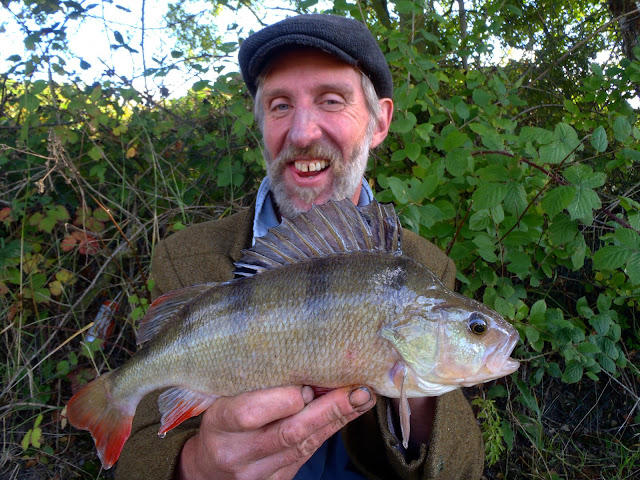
[294,160,330,174]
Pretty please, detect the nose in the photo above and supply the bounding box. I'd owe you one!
[287,106,322,148]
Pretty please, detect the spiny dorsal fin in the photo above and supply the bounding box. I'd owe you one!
[234,199,402,277]
[136,283,218,344]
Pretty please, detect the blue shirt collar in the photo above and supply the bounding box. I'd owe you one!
[252,177,375,244]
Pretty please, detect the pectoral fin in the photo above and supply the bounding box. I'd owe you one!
[392,364,411,449]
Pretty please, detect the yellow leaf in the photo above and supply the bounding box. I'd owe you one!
[21,429,32,450]
[126,146,137,158]
[55,269,75,284]
[49,280,63,296]
[60,406,67,429]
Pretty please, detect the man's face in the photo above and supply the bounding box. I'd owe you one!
[259,49,385,217]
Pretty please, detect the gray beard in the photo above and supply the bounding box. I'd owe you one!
[265,125,374,218]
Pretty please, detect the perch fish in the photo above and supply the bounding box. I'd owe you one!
[66,199,520,469]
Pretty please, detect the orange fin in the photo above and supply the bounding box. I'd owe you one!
[137,283,217,345]
[391,363,411,448]
[66,373,134,469]
[157,387,218,435]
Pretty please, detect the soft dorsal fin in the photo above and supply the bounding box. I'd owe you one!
[136,283,218,345]
[234,199,402,277]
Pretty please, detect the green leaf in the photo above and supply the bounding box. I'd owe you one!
[405,143,421,161]
[577,342,600,354]
[445,149,471,176]
[455,101,470,119]
[386,177,409,204]
[599,337,619,360]
[590,126,608,152]
[88,146,103,161]
[622,148,640,162]
[472,183,506,211]
[469,210,491,230]
[569,235,587,269]
[548,215,578,244]
[562,361,583,383]
[390,112,417,134]
[474,235,498,262]
[567,187,601,223]
[593,245,629,270]
[589,314,612,336]
[472,88,492,107]
[563,99,580,115]
[564,164,606,188]
[539,123,580,164]
[507,251,532,276]
[520,127,554,144]
[503,182,528,215]
[613,116,632,142]
[192,80,210,92]
[614,228,640,249]
[529,299,547,324]
[541,186,575,218]
[442,130,469,151]
[626,251,640,284]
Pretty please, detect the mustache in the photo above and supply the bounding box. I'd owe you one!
[272,142,344,173]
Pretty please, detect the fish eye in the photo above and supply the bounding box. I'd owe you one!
[468,313,487,335]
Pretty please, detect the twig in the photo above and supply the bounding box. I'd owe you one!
[527,7,640,88]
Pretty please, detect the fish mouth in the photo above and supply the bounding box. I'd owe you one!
[452,331,520,387]
[484,330,520,375]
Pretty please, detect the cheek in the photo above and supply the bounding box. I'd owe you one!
[263,122,287,157]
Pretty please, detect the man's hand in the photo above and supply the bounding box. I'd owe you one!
[178,385,376,480]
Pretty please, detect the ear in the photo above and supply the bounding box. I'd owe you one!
[370,98,394,149]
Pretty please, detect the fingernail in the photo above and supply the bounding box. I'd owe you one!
[301,386,315,405]
[349,387,372,410]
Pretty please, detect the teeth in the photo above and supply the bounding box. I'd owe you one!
[295,160,328,173]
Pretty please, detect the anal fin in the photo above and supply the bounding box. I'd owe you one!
[157,387,218,436]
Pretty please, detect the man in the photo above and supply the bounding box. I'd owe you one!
[115,14,484,480]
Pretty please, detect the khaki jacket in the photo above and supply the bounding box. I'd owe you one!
[115,203,484,480]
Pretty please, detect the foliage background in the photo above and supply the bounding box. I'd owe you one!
[1,0,639,478]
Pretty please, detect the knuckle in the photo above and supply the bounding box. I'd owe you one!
[294,435,322,458]
[327,402,350,427]
[278,422,306,448]
[209,440,239,472]
[234,410,258,431]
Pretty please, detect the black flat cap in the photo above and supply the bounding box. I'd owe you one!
[239,14,393,99]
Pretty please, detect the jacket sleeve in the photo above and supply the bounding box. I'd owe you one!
[341,229,485,480]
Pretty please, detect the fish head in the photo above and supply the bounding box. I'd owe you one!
[431,297,520,387]
[382,292,519,394]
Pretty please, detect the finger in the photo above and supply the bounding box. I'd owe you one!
[252,386,376,470]
[203,386,314,433]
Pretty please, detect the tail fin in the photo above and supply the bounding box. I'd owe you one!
[66,372,134,469]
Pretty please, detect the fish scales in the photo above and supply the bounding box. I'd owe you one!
[66,199,520,469]
[113,253,415,401]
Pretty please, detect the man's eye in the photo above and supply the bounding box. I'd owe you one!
[320,97,344,109]
[271,103,290,111]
